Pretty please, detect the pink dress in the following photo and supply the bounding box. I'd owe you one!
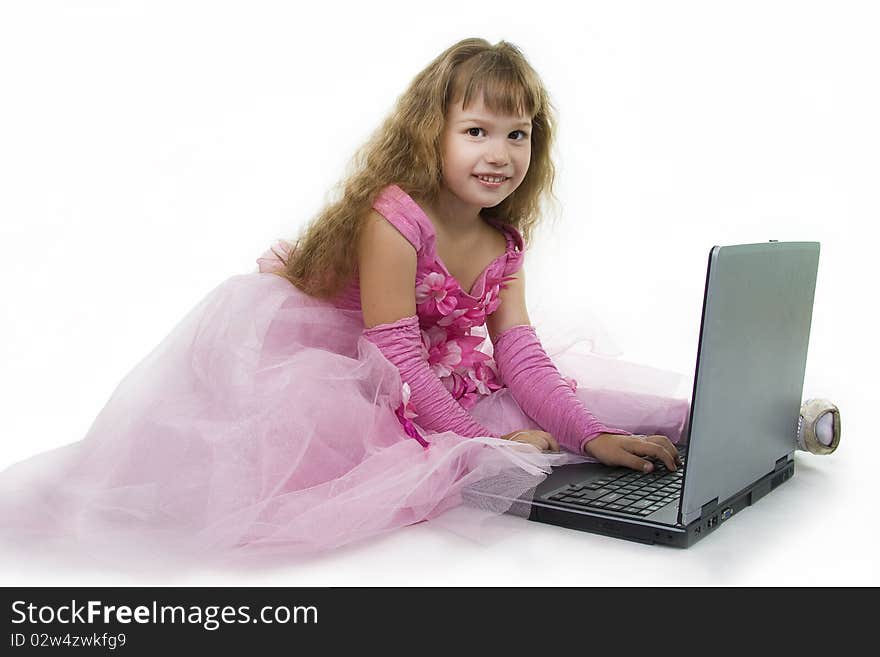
[0,184,689,566]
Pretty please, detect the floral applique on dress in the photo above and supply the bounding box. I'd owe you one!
[392,264,520,445]
[414,267,517,409]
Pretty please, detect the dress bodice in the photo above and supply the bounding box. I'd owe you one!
[257,184,526,410]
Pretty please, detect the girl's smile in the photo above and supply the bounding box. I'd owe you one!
[473,174,510,189]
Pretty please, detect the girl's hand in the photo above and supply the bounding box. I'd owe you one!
[500,429,561,453]
[583,433,681,472]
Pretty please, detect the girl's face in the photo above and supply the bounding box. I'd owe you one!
[439,95,532,211]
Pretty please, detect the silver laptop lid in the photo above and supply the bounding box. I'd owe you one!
[679,242,820,526]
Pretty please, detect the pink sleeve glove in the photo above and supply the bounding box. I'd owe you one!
[363,315,498,439]
[492,324,632,455]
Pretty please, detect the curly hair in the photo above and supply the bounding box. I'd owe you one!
[273,37,559,300]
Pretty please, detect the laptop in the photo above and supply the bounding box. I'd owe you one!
[467,241,820,547]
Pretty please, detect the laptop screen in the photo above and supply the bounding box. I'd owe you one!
[679,242,820,525]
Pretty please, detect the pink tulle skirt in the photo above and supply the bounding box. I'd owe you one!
[0,272,690,568]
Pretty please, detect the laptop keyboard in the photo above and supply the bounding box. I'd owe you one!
[543,446,687,517]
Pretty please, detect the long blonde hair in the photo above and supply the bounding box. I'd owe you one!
[275,37,558,300]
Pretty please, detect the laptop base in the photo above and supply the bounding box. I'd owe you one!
[527,458,795,548]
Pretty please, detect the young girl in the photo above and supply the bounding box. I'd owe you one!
[0,38,835,566]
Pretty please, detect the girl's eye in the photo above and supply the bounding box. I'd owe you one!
[466,127,530,140]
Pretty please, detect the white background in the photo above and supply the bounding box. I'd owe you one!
[0,0,877,585]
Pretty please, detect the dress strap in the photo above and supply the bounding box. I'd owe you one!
[485,216,524,254]
[484,216,525,278]
[371,184,425,252]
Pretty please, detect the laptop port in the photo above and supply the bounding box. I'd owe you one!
[707,515,719,529]
[721,507,733,521]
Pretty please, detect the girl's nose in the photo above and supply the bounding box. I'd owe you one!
[486,143,509,166]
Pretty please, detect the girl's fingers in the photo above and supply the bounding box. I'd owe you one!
[535,437,548,451]
[537,436,555,452]
[510,431,560,453]
[613,449,655,473]
[645,435,680,464]
[511,434,546,452]
[627,439,677,471]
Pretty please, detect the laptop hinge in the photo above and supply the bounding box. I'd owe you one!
[774,455,789,472]
[700,497,719,520]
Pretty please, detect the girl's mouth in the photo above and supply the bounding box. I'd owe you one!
[473,175,508,188]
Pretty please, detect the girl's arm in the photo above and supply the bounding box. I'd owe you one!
[486,268,679,470]
[358,210,419,330]
[359,212,496,438]
[486,267,632,454]
[484,264,532,336]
